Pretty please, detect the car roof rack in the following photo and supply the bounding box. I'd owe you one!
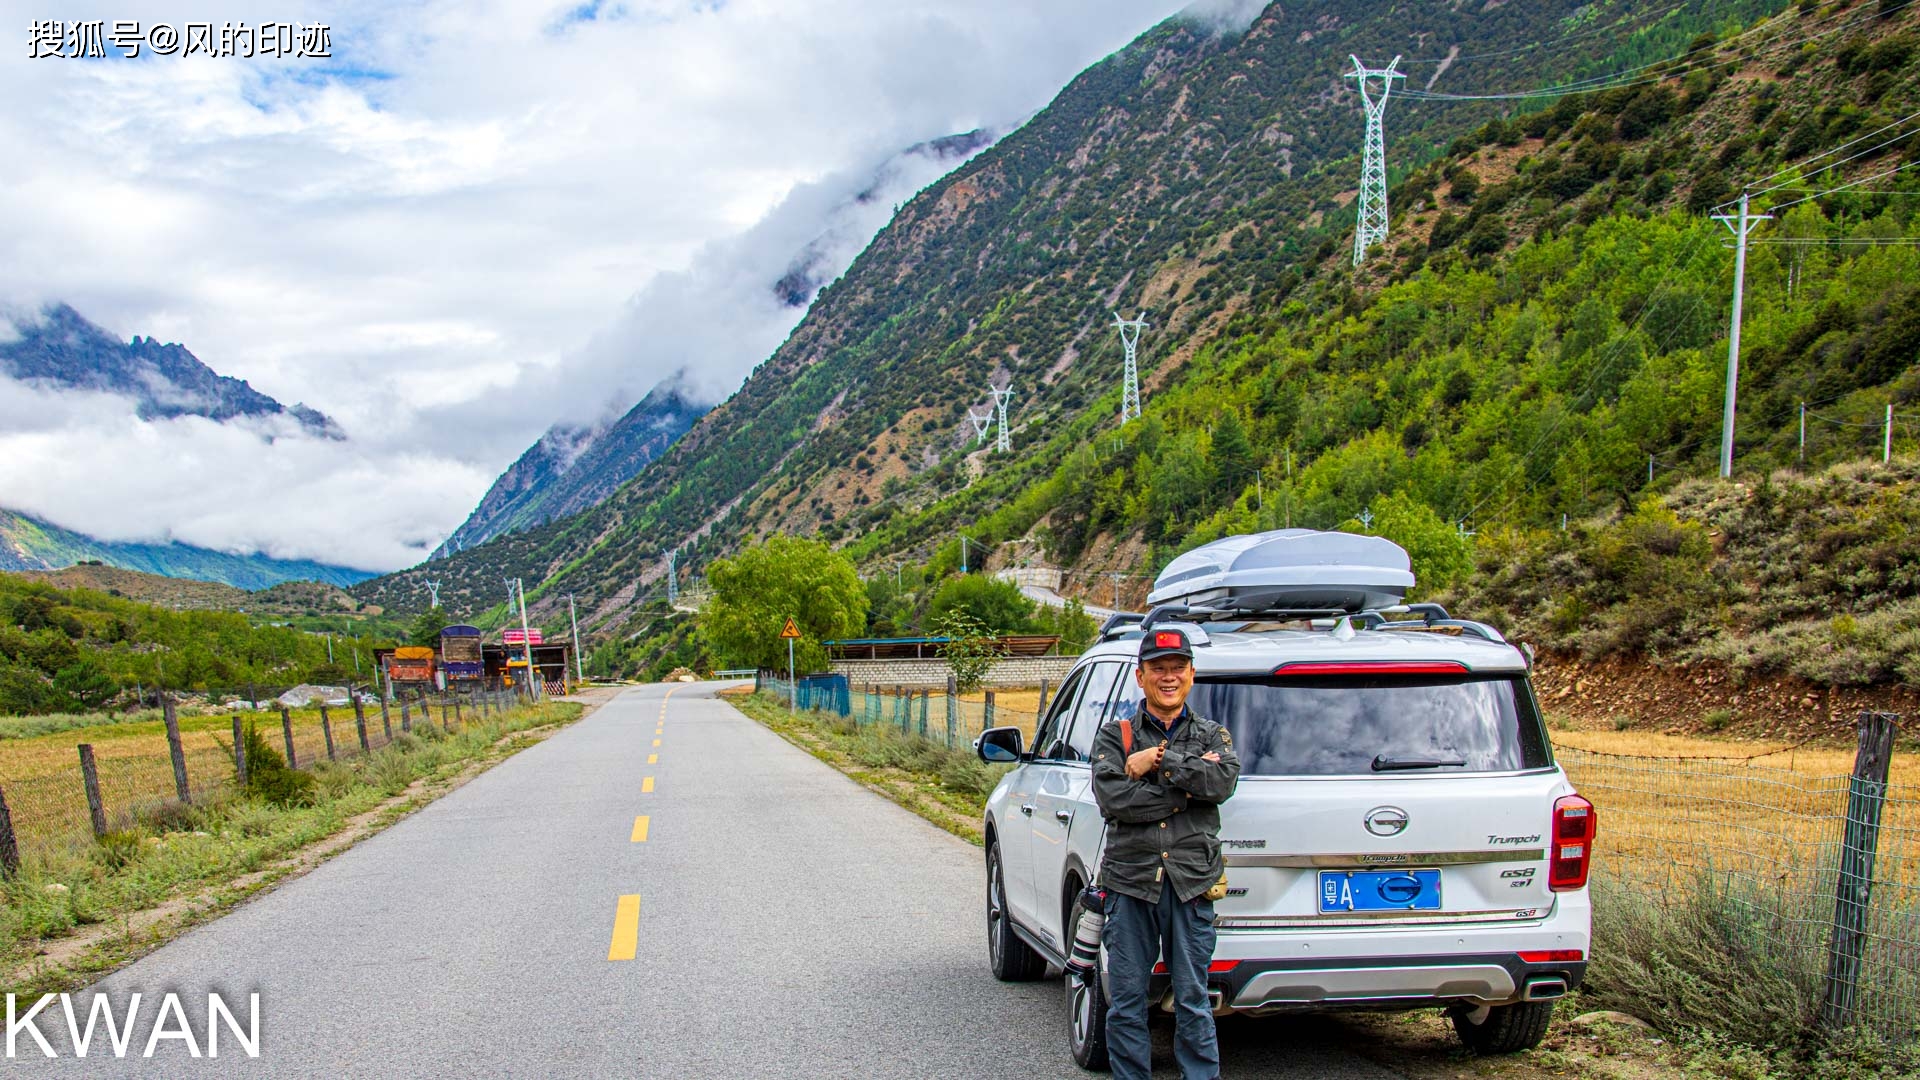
[1348,602,1508,644]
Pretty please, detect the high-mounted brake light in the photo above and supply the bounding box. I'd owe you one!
[1271,661,1471,676]
[1518,949,1585,963]
[1549,794,1597,891]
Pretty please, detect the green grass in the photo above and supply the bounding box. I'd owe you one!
[730,691,1007,841]
[0,699,582,997]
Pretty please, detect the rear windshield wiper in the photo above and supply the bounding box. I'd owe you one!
[1371,755,1468,772]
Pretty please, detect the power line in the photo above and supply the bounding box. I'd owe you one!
[1736,107,1920,200]
[1771,159,1920,212]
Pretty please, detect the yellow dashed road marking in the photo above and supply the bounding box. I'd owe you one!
[608,895,641,961]
[630,816,650,843]
[642,776,655,793]
[647,753,657,764]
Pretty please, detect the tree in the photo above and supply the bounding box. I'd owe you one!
[702,536,867,672]
[409,606,450,646]
[927,573,1035,634]
[1358,492,1472,593]
[1210,409,1254,507]
[936,609,1002,695]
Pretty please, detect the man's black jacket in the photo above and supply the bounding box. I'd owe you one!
[1091,704,1241,904]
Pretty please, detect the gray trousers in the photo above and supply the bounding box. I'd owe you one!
[1103,881,1220,1080]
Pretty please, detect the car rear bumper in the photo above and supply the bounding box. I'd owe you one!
[1169,909,1590,1012]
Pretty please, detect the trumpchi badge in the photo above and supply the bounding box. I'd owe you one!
[1364,805,1410,837]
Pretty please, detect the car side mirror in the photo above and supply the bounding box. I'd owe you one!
[977,726,1024,764]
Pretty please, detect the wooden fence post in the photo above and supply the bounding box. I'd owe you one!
[320,705,336,761]
[353,695,371,749]
[1821,711,1899,1031]
[163,694,190,804]
[947,673,958,748]
[380,693,393,741]
[232,717,248,787]
[984,690,997,730]
[78,744,108,838]
[280,706,297,768]
[1037,679,1051,720]
[918,691,929,739]
[453,699,463,729]
[0,783,19,875]
[400,699,412,734]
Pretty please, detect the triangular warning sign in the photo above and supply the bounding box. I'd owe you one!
[779,617,801,639]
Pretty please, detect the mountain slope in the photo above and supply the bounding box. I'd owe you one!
[0,507,375,590]
[434,377,707,557]
[0,303,339,436]
[355,0,1824,636]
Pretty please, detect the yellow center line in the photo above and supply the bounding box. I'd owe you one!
[642,776,655,793]
[630,815,650,842]
[653,738,662,747]
[647,753,658,764]
[608,895,641,961]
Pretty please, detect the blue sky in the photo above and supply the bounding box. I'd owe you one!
[0,0,1254,569]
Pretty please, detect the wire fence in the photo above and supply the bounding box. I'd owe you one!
[0,685,549,866]
[1557,712,1914,1044]
[756,673,1045,750]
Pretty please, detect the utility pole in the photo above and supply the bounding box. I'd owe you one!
[1357,508,1374,530]
[1256,469,1263,511]
[1712,192,1771,479]
[1346,55,1405,267]
[567,594,583,682]
[664,549,679,606]
[992,383,1014,453]
[508,578,536,698]
[1113,311,1148,423]
[1107,570,1124,611]
[1886,403,1895,464]
[1800,401,1807,465]
[961,536,969,574]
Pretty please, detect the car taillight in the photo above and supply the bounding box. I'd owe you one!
[1549,793,1596,891]
[1150,960,1241,974]
[1271,661,1470,676]
[1518,949,1585,963]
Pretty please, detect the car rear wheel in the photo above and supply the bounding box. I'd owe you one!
[988,842,1046,981]
[1066,891,1110,1070]
[1451,1000,1553,1054]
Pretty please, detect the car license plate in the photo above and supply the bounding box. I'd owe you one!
[1318,869,1442,913]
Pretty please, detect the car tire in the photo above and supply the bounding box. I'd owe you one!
[1066,892,1110,1071]
[988,842,1046,981]
[1451,1000,1553,1054]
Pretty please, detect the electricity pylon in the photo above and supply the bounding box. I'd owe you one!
[664,550,679,605]
[991,383,1014,453]
[1113,311,1148,423]
[424,580,441,609]
[967,408,992,444]
[1346,55,1404,267]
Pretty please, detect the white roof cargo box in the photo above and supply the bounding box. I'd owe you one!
[1147,528,1414,614]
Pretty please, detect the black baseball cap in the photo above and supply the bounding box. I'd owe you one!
[1138,626,1194,663]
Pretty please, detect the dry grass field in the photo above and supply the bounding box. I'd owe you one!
[0,697,485,851]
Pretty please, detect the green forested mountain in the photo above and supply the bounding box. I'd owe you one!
[0,574,385,713]
[358,0,1919,684]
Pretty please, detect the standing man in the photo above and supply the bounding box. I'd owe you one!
[1092,626,1240,1080]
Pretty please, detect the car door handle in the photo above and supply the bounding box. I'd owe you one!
[1020,804,1035,816]
[1054,809,1073,824]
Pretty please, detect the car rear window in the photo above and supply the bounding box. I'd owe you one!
[1188,674,1551,777]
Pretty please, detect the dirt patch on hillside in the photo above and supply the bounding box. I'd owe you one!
[1533,654,1919,743]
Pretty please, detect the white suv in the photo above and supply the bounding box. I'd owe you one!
[976,530,1594,1067]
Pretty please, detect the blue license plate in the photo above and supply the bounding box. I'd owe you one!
[1318,869,1442,913]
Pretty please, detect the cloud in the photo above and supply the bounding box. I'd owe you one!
[0,0,1188,568]
[0,377,486,570]
[1176,0,1270,35]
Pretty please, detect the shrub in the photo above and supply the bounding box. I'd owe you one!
[237,721,316,807]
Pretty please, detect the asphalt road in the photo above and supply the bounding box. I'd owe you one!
[11,683,1407,1078]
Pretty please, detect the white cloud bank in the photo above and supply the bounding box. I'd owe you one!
[0,0,1203,571]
